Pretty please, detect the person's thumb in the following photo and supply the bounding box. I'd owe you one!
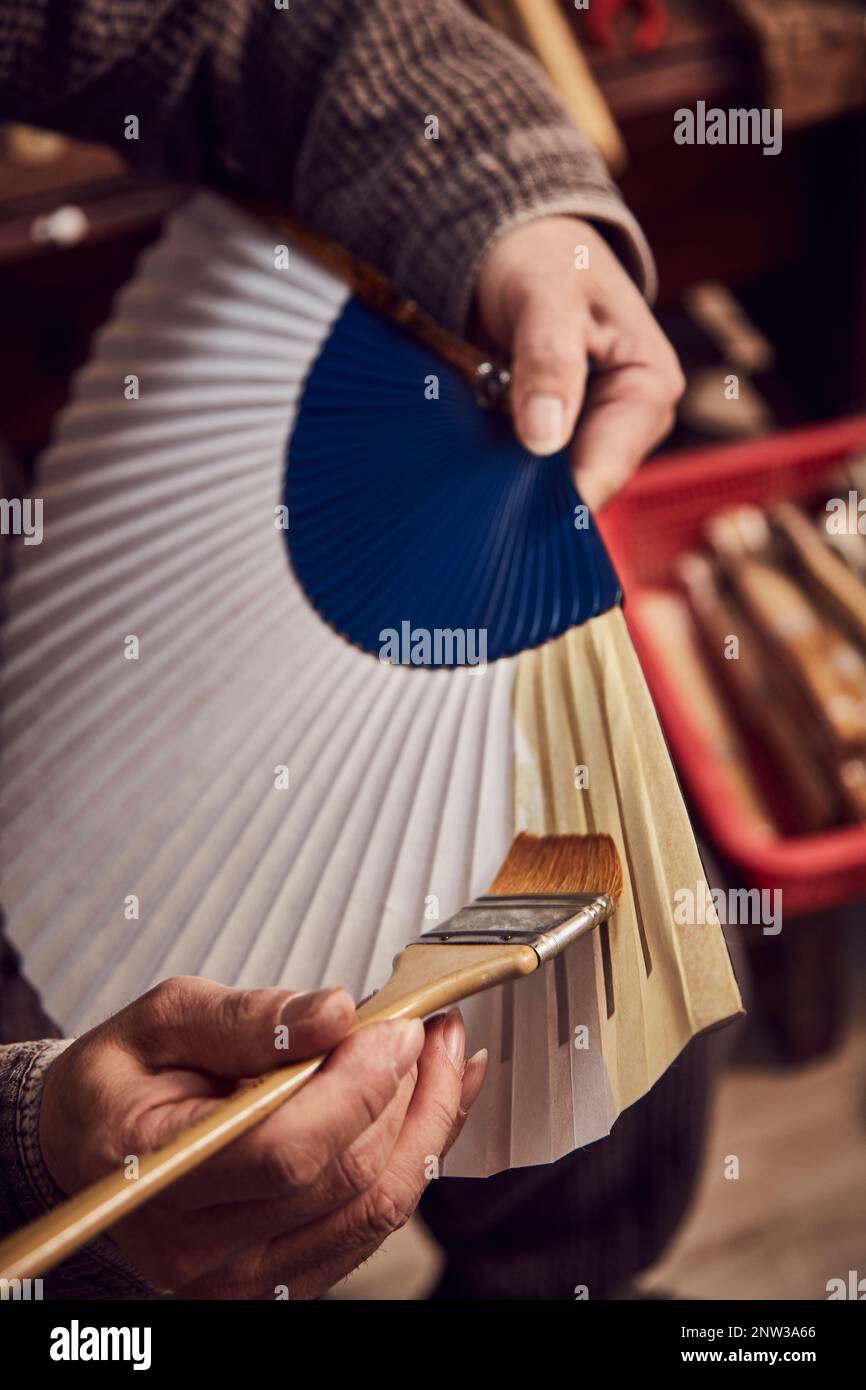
[509,289,588,458]
[119,976,356,1077]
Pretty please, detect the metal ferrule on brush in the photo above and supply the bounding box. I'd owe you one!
[416,893,615,963]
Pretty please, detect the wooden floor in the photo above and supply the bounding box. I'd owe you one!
[637,1022,866,1301]
[332,1011,866,1301]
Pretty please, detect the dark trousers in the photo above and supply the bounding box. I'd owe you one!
[421,1033,716,1300]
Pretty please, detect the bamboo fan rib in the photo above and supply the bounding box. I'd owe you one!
[0,192,740,1178]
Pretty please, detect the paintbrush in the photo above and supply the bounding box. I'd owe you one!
[0,832,621,1284]
[0,187,741,1194]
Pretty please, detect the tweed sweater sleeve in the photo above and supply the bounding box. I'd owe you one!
[0,0,654,331]
[0,1039,158,1298]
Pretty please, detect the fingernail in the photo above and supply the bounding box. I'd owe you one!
[522,395,566,455]
[279,987,346,1027]
[393,1018,425,1072]
[443,1009,465,1073]
[458,1050,489,1117]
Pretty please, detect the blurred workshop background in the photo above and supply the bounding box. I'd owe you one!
[2,0,865,1300]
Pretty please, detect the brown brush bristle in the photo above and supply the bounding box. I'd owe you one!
[486,833,624,903]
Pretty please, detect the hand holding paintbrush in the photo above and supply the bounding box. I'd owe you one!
[0,833,621,1289]
[27,991,471,1300]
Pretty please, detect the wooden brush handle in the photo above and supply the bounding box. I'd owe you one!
[678,555,840,830]
[733,558,866,750]
[239,200,507,400]
[0,942,536,1284]
[640,586,775,839]
[772,500,866,648]
[770,503,866,816]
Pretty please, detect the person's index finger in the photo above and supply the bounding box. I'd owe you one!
[570,339,683,512]
[185,1018,425,1203]
[119,977,356,1076]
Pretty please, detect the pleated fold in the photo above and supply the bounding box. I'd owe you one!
[0,191,740,1179]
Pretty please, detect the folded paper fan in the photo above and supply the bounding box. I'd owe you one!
[287,296,619,660]
[0,192,741,1176]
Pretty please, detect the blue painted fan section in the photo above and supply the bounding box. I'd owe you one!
[285,297,621,666]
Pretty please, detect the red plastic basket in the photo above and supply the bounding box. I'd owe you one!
[598,414,866,917]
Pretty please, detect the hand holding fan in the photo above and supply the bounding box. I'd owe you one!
[0,191,741,1185]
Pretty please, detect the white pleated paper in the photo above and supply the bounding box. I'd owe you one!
[0,192,740,1177]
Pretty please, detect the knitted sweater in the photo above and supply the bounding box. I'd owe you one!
[0,0,655,1298]
[0,0,654,329]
